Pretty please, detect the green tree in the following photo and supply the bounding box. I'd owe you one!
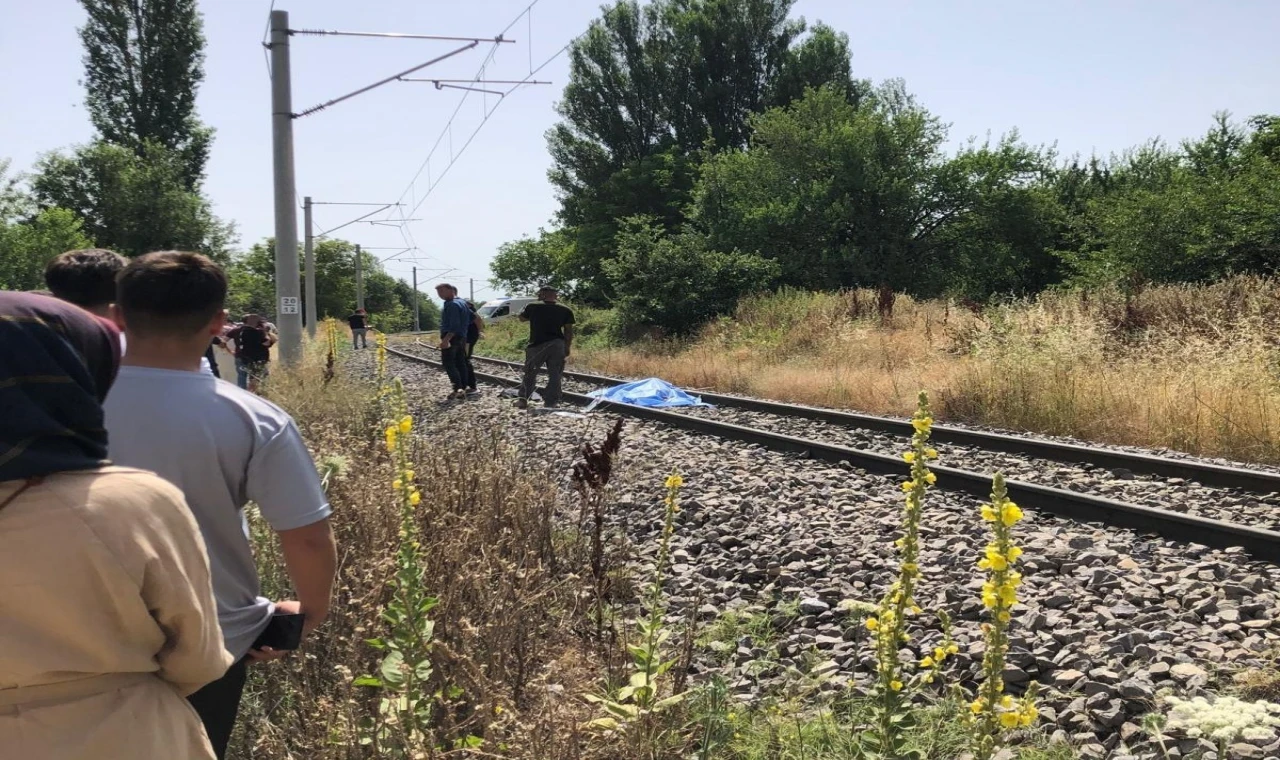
[694,85,1059,297]
[604,216,779,337]
[31,140,232,260]
[1065,115,1280,285]
[229,239,438,332]
[490,228,576,297]
[78,0,212,188]
[548,0,855,299]
[0,208,95,292]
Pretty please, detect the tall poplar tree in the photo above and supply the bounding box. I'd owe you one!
[78,0,212,189]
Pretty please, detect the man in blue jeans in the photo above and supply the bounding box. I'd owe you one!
[435,283,471,401]
[226,315,275,393]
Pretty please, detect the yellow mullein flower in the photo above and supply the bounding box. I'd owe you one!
[901,481,914,492]
[903,451,916,463]
[912,416,933,433]
[946,643,958,655]
[1007,546,1023,560]
[933,647,946,661]
[998,584,1018,606]
[665,473,684,489]
[404,469,415,481]
[924,447,939,459]
[980,504,998,522]
[393,479,403,490]
[919,656,935,668]
[997,611,1012,623]
[999,695,1015,709]
[399,415,412,434]
[998,711,1021,729]
[970,699,984,715]
[1000,503,1024,526]
[890,680,903,691]
[924,472,937,485]
[409,491,421,506]
[865,617,879,631]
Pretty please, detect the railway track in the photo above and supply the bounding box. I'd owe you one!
[387,344,1280,564]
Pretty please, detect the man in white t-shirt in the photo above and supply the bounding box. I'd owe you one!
[104,251,337,759]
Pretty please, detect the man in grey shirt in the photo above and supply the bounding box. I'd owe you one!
[104,251,337,760]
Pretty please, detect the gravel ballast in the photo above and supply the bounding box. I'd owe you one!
[384,352,1280,759]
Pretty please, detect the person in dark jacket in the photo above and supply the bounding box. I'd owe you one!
[463,300,483,398]
[347,309,369,349]
[435,284,471,401]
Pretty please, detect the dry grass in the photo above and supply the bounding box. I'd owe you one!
[229,338,613,760]
[566,278,1280,465]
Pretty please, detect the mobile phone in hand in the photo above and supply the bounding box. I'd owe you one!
[253,612,305,651]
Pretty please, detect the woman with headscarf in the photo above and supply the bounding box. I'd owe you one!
[0,292,232,759]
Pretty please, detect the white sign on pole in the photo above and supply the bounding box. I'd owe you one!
[280,297,300,315]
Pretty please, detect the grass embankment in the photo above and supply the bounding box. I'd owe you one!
[229,335,603,759]
[488,278,1280,465]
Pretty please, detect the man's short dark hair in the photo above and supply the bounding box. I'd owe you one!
[44,248,128,309]
[117,251,227,338]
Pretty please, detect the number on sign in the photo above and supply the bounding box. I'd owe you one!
[280,297,299,315]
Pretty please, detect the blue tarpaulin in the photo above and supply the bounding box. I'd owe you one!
[586,378,713,408]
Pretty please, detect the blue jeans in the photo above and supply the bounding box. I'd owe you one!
[236,358,268,389]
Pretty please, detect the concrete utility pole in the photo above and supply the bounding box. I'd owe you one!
[303,196,316,338]
[269,10,302,363]
[470,277,475,303]
[412,267,420,331]
[355,244,365,310]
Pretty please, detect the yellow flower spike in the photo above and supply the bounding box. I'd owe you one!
[409,491,421,506]
[890,680,903,692]
[864,617,879,631]
[665,473,684,489]
[902,451,916,463]
[924,472,937,485]
[912,416,933,433]
[399,416,412,434]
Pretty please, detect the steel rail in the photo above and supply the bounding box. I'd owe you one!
[387,346,1280,564]
[457,351,1280,495]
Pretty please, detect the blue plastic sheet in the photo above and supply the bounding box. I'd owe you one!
[586,378,712,408]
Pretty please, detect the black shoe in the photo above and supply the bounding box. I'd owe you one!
[515,398,528,410]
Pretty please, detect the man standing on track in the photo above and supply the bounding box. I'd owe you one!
[348,308,369,349]
[463,300,483,399]
[517,286,574,410]
[104,251,336,760]
[435,283,471,401]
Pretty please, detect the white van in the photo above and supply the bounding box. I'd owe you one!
[477,297,536,325]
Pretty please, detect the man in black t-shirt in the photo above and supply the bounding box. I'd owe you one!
[516,286,574,409]
[347,309,368,349]
[226,314,276,394]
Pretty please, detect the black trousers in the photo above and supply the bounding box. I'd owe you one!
[188,657,249,760]
[441,341,469,390]
[463,340,478,390]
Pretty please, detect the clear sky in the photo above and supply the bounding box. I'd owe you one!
[2,0,1277,300]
